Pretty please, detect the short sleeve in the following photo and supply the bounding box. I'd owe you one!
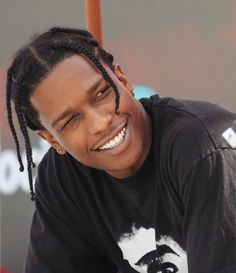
[181,148,236,273]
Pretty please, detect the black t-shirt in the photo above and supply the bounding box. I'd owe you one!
[25,95,236,273]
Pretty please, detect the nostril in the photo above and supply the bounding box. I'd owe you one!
[87,111,113,135]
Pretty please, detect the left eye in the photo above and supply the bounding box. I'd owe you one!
[62,114,80,129]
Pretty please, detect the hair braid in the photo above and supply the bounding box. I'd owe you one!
[51,41,120,114]
[49,27,89,35]
[49,27,99,47]
[14,93,35,200]
[6,67,24,171]
[48,27,114,65]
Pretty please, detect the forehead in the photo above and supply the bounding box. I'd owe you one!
[30,54,105,123]
[32,54,104,101]
[45,54,101,88]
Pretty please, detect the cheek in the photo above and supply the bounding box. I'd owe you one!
[118,91,137,113]
[120,95,144,124]
[58,132,88,157]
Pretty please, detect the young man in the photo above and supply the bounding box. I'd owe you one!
[6,27,236,273]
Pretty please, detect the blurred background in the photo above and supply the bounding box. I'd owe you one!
[1,1,236,272]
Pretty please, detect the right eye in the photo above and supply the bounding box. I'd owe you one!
[62,114,80,130]
[161,263,178,273]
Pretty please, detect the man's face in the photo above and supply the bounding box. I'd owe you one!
[31,55,151,178]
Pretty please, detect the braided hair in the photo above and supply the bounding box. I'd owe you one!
[6,27,120,201]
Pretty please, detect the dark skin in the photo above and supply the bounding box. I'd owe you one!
[30,55,152,179]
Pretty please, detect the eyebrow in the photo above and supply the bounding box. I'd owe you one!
[135,245,179,266]
[51,77,104,128]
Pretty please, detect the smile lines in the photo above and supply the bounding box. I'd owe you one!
[98,126,126,150]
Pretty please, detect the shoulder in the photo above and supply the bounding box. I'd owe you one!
[141,94,236,180]
[163,97,235,147]
[142,94,236,151]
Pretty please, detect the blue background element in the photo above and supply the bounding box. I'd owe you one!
[134,85,157,100]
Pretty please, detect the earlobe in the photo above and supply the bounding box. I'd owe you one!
[56,147,66,154]
[36,130,66,154]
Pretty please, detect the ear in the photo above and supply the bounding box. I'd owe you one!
[113,64,133,92]
[36,130,66,155]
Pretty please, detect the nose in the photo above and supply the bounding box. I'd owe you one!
[85,107,113,135]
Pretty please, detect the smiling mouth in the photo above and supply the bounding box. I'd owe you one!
[97,125,127,151]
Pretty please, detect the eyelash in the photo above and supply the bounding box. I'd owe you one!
[95,85,111,100]
[63,114,80,129]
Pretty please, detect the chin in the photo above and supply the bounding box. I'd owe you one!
[106,151,144,178]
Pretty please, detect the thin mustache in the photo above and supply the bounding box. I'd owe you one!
[96,124,121,143]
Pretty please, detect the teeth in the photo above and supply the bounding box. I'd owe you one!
[99,127,126,150]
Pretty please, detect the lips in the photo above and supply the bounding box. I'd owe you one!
[98,126,126,150]
[93,122,127,151]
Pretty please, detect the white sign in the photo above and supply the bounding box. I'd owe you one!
[0,139,50,195]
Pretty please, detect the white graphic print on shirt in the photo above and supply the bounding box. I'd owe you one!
[118,225,188,273]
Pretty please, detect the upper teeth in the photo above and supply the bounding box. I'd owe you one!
[99,127,126,150]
